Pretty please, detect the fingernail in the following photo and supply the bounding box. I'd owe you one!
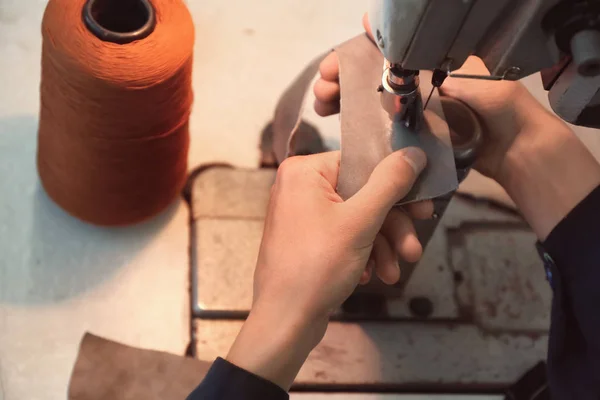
[401,147,427,174]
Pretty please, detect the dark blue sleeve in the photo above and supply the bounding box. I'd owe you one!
[187,357,289,400]
[541,185,600,398]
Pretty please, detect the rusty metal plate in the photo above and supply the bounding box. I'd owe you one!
[448,224,552,332]
[194,319,547,388]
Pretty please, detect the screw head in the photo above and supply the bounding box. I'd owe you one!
[409,296,434,318]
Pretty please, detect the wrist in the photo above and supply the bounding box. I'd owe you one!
[226,305,327,390]
[497,121,600,240]
[496,114,564,187]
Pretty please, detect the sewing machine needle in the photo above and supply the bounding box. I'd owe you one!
[423,86,435,110]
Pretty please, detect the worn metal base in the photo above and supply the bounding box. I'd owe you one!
[189,166,550,389]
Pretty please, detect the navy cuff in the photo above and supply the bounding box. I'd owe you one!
[542,184,600,285]
[187,357,288,400]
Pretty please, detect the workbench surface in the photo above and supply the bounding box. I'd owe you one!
[1,0,585,399]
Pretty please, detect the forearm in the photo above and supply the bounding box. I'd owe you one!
[226,306,327,391]
[188,306,321,400]
[497,120,600,241]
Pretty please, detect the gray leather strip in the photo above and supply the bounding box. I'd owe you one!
[272,53,328,162]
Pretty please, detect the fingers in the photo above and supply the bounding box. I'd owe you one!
[404,200,434,220]
[313,78,340,103]
[315,52,341,117]
[345,147,427,230]
[372,234,400,285]
[381,209,423,264]
[314,99,340,117]
[359,259,375,285]
[319,52,340,82]
[361,209,424,286]
[313,14,376,118]
[313,77,340,116]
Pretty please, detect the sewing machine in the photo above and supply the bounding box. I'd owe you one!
[371,0,600,128]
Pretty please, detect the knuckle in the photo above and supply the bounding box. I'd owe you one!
[319,52,339,79]
[314,101,329,117]
[276,157,304,185]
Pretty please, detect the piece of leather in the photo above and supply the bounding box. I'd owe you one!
[335,34,457,202]
[272,34,458,204]
[68,333,210,400]
[272,53,328,162]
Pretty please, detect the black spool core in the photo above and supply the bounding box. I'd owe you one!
[83,0,156,44]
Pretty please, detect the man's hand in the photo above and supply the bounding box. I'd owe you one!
[227,148,426,390]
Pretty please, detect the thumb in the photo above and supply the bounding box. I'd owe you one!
[344,147,427,230]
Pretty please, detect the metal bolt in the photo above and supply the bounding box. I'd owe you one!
[409,297,434,318]
[376,29,384,48]
[503,66,522,80]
